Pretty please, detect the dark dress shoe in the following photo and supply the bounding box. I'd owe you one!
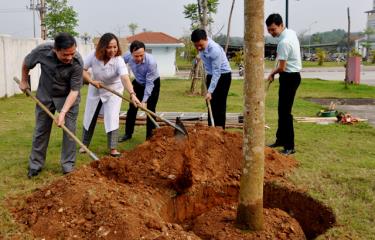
[267,142,284,148]
[27,168,41,179]
[119,134,132,142]
[281,149,296,155]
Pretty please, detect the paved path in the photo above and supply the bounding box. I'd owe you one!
[296,66,375,86]
[177,66,375,86]
[176,66,375,127]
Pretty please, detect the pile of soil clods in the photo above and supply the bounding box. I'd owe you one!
[93,124,298,189]
[10,125,304,240]
[12,166,200,240]
[192,205,305,239]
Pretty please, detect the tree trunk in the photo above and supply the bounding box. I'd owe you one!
[190,56,200,94]
[345,7,350,87]
[200,67,206,96]
[198,0,208,31]
[236,0,265,231]
[225,0,236,53]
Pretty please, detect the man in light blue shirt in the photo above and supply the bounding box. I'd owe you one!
[266,13,302,155]
[191,29,232,128]
[119,40,160,141]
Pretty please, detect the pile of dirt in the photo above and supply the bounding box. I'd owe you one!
[9,124,334,239]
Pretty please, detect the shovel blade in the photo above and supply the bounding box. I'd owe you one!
[174,117,188,138]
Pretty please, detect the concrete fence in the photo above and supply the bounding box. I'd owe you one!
[0,35,94,98]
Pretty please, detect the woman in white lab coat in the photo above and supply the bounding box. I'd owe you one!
[80,33,140,157]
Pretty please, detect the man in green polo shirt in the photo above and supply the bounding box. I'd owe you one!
[266,13,302,155]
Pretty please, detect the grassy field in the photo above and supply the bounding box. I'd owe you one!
[1,78,375,239]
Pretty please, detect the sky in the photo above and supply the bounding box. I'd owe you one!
[0,0,372,39]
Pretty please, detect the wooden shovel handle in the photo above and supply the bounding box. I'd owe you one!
[14,77,99,161]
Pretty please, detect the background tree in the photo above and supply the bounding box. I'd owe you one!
[371,50,375,63]
[183,0,219,32]
[310,33,322,44]
[44,0,78,38]
[231,50,244,66]
[316,48,327,66]
[236,0,265,230]
[128,23,138,35]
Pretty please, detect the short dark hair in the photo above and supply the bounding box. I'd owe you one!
[266,13,283,27]
[191,29,207,42]
[129,40,146,53]
[95,32,122,61]
[54,32,76,50]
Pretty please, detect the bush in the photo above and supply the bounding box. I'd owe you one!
[316,48,326,66]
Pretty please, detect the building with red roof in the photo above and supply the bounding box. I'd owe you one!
[126,32,184,76]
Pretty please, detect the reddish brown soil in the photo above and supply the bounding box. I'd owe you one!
[9,124,335,239]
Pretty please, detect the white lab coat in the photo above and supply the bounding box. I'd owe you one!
[83,51,128,133]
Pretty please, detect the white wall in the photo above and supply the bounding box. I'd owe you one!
[147,46,177,77]
[0,35,94,98]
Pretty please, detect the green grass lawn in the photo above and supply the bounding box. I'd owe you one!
[1,79,375,239]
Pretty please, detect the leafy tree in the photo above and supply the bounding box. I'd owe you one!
[371,50,375,63]
[311,33,322,44]
[232,50,244,67]
[183,0,219,31]
[177,36,197,61]
[44,0,78,38]
[316,48,327,66]
[128,23,138,35]
[304,29,347,45]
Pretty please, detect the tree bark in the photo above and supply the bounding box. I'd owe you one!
[198,0,208,31]
[225,0,236,54]
[345,7,350,87]
[236,0,265,230]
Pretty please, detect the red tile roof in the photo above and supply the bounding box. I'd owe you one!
[126,32,182,44]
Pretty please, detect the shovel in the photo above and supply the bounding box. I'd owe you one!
[14,77,99,161]
[203,77,215,127]
[87,80,187,137]
[206,99,215,127]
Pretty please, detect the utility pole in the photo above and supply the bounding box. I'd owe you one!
[27,0,36,38]
[27,0,47,39]
[285,0,289,28]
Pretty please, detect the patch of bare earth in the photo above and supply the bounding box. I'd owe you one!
[8,124,335,239]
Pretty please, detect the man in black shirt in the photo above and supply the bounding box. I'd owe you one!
[19,33,83,178]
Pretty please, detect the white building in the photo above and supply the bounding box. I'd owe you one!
[363,0,375,57]
[367,0,375,29]
[126,32,184,77]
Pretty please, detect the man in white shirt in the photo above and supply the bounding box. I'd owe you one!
[266,13,302,155]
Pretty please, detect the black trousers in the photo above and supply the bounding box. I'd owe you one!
[206,72,232,128]
[276,72,301,149]
[125,78,160,138]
